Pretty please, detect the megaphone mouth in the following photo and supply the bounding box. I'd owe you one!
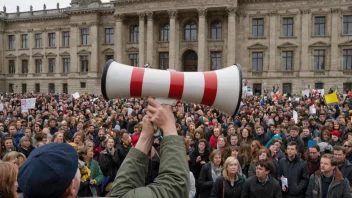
[102,59,114,101]
[233,64,243,118]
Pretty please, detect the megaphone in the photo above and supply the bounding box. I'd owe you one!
[101,60,242,117]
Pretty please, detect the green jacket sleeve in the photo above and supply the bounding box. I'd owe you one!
[91,160,104,185]
[110,135,190,198]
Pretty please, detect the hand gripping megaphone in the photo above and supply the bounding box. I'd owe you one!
[101,60,242,117]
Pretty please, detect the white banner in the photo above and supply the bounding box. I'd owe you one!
[21,98,36,112]
[302,90,310,97]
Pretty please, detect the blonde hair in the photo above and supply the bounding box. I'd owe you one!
[222,156,240,181]
[0,162,18,198]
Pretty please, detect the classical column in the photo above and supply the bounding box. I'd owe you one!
[114,14,124,63]
[55,28,61,74]
[70,23,78,73]
[146,11,154,67]
[138,12,145,67]
[330,8,340,72]
[300,9,310,74]
[0,28,4,75]
[197,8,207,72]
[90,21,99,73]
[168,10,178,70]
[268,10,277,73]
[227,7,237,67]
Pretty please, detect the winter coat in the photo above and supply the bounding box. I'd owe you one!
[87,160,104,196]
[190,148,210,181]
[198,163,216,198]
[114,143,132,171]
[17,145,35,158]
[307,157,320,176]
[98,149,118,182]
[305,168,352,198]
[210,175,245,198]
[241,175,282,198]
[337,159,352,189]
[278,155,309,197]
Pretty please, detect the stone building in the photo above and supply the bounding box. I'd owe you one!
[0,0,352,95]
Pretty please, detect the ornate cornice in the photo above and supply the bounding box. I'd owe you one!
[70,23,78,27]
[138,12,145,20]
[227,7,237,16]
[330,8,341,14]
[168,10,178,19]
[89,21,100,27]
[27,29,33,32]
[146,11,153,21]
[41,28,47,32]
[114,13,125,22]
[268,10,278,16]
[197,8,207,17]
[300,8,311,15]
[236,11,247,18]
[14,29,21,33]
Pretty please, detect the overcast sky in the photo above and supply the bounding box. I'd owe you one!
[2,0,111,13]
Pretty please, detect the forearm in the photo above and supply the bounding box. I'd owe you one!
[135,134,153,155]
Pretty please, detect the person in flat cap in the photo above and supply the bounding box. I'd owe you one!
[18,143,80,198]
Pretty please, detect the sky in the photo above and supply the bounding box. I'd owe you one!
[2,0,111,13]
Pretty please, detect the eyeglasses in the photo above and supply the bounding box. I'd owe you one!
[344,145,352,148]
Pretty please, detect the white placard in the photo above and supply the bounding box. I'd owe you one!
[0,103,3,111]
[26,98,36,109]
[72,92,80,99]
[293,110,298,124]
[309,105,316,115]
[302,90,310,97]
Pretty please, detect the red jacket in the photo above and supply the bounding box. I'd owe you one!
[131,133,140,147]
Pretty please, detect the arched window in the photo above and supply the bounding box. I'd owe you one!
[160,24,169,41]
[184,21,197,41]
[130,25,139,43]
[210,21,222,40]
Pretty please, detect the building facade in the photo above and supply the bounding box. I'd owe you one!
[0,0,352,95]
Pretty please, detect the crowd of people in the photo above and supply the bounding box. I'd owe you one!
[0,89,352,198]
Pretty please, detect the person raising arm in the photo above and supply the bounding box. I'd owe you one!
[109,98,190,198]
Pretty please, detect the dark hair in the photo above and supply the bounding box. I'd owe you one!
[255,159,274,172]
[309,145,320,152]
[287,141,298,150]
[290,126,300,132]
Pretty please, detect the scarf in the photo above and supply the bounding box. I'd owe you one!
[211,162,222,182]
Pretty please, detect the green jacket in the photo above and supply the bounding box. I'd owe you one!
[110,135,190,198]
[305,168,352,198]
[88,159,104,196]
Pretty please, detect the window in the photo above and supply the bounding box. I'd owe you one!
[80,56,89,72]
[22,60,28,74]
[210,21,222,40]
[343,49,352,70]
[130,25,139,43]
[35,59,42,73]
[21,34,28,48]
[343,16,352,35]
[9,83,14,93]
[81,29,89,45]
[63,84,68,94]
[35,33,42,48]
[48,33,56,47]
[160,24,169,41]
[282,18,293,37]
[159,52,169,70]
[315,83,324,89]
[282,83,292,95]
[211,52,222,70]
[48,83,55,93]
[63,58,70,73]
[8,60,15,74]
[282,51,293,70]
[22,84,27,94]
[105,28,114,44]
[129,54,139,66]
[63,31,70,47]
[252,18,264,37]
[8,35,15,49]
[35,83,40,93]
[48,58,55,73]
[80,82,86,88]
[253,83,262,95]
[314,16,325,36]
[106,55,114,62]
[343,83,352,92]
[185,21,197,40]
[252,52,263,71]
[314,50,325,70]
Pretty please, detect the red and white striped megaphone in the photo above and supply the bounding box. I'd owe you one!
[101,60,242,116]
